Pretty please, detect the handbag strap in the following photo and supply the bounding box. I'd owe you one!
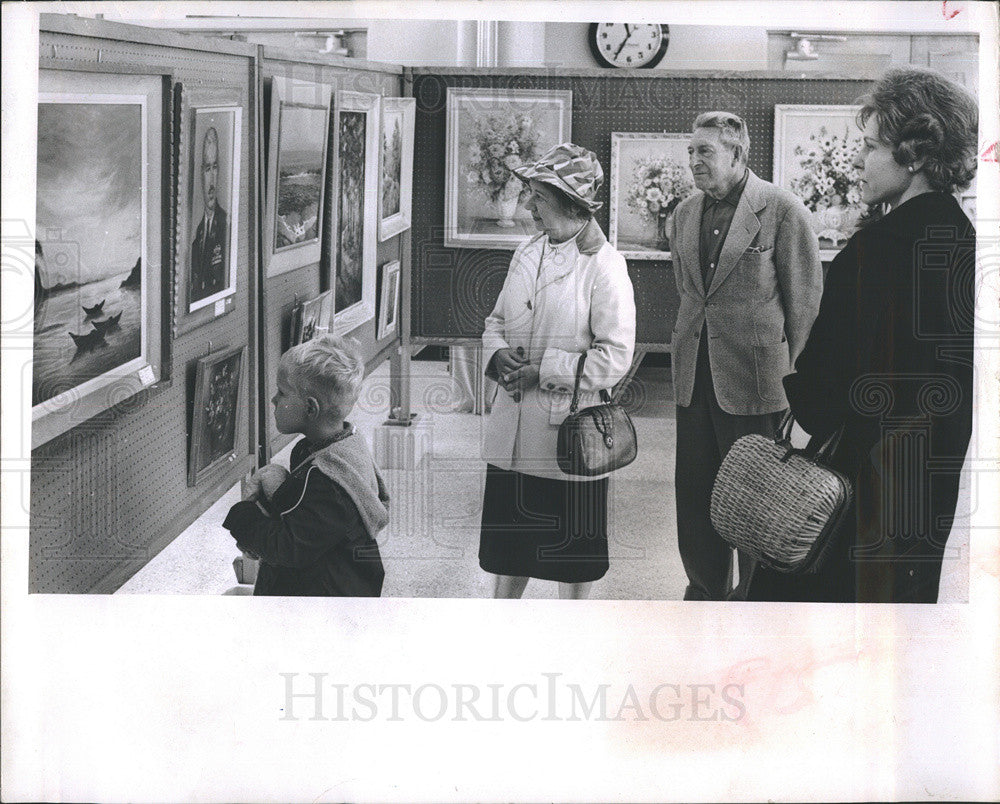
[569,353,621,413]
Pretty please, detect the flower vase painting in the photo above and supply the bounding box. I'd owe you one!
[609,133,695,260]
[445,88,572,249]
[773,105,864,260]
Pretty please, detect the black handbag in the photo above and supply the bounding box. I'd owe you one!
[556,354,638,477]
[710,411,853,574]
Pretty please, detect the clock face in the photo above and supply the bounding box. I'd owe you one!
[589,22,669,69]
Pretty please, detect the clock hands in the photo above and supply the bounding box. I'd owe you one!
[614,23,634,59]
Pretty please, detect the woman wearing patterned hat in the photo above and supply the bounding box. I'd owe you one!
[479,142,637,599]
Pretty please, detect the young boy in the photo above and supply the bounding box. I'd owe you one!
[224,335,388,596]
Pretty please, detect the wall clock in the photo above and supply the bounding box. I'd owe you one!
[588,23,670,69]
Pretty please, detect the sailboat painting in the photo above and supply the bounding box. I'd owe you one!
[34,96,147,409]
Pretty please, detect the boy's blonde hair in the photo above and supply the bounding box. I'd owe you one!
[281,334,364,419]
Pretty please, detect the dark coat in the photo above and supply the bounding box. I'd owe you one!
[746,192,974,603]
[190,202,228,303]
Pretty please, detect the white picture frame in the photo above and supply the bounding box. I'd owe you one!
[609,132,695,261]
[773,104,864,261]
[264,76,332,277]
[444,87,572,250]
[378,96,416,241]
[377,259,401,341]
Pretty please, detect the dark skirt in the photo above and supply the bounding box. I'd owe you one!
[478,464,609,583]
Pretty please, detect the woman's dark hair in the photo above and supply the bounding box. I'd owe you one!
[858,67,978,194]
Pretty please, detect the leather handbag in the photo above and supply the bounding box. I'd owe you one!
[556,354,637,477]
[710,412,853,574]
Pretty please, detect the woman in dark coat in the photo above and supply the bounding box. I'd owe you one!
[745,67,978,603]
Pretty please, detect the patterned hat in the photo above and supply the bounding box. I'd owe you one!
[513,142,604,212]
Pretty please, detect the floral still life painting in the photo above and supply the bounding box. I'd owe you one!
[445,88,572,249]
[610,133,695,260]
[774,105,864,259]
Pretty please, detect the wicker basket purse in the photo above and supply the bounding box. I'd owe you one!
[710,412,853,574]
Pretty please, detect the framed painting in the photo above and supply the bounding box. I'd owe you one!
[295,290,333,345]
[330,90,379,336]
[175,86,242,332]
[773,104,864,261]
[609,132,695,260]
[33,67,171,449]
[265,77,332,277]
[378,96,416,241]
[444,88,573,249]
[188,344,245,486]
[377,259,401,341]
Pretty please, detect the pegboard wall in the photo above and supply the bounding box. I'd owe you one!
[30,16,259,593]
[260,51,404,458]
[409,69,874,345]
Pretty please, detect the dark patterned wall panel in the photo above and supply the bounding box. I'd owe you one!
[410,70,872,346]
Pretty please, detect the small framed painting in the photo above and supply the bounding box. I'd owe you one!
[330,90,379,336]
[295,290,333,345]
[188,344,246,486]
[265,77,332,276]
[444,87,572,250]
[609,132,695,260]
[377,259,401,341]
[378,96,416,241]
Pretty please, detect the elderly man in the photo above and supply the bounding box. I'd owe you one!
[669,112,822,600]
[191,126,228,304]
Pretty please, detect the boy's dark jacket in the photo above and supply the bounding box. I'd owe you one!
[224,428,389,596]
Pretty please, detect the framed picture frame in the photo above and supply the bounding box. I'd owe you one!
[378,96,416,241]
[175,86,243,333]
[188,344,246,486]
[295,290,334,346]
[33,66,172,449]
[444,88,573,250]
[377,259,401,341]
[609,132,695,260]
[773,104,864,261]
[330,90,379,336]
[265,77,332,277]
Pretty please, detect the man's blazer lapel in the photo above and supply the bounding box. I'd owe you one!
[707,171,764,297]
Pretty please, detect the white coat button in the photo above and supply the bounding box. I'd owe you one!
[713,229,720,235]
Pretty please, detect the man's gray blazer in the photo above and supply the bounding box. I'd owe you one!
[669,169,823,415]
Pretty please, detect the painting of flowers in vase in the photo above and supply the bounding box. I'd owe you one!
[773,105,864,260]
[445,88,572,249]
[610,133,695,260]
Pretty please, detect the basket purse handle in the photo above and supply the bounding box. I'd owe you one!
[569,353,618,414]
[775,409,845,464]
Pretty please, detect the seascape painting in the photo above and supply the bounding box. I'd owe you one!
[34,99,145,408]
[274,102,328,251]
[335,110,366,315]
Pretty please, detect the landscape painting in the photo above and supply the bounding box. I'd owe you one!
[274,103,327,250]
[378,96,415,241]
[34,98,145,409]
[265,77,331,276]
